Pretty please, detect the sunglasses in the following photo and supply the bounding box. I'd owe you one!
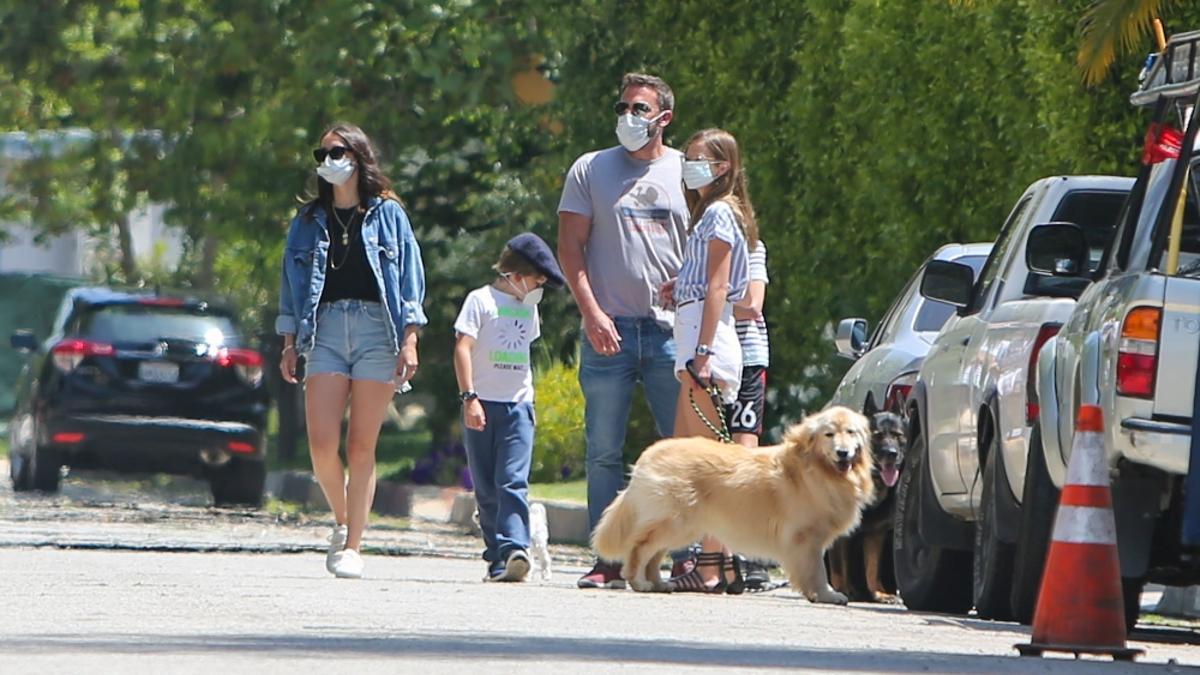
[613,101,654,116]
[312,146,353,163]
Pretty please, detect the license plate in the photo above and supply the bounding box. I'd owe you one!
[138,361,179,383]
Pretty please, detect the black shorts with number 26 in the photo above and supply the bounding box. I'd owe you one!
[725,365,766,436]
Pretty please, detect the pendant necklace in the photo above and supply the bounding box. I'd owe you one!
[332,205,355,246]
[329,207,359,270]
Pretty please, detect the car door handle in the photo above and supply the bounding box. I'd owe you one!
[961,337,970,346]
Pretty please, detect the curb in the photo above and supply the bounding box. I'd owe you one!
[449,492,590,545]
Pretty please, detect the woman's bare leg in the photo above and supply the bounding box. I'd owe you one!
[306,374,352,524]
[344,379,394,551]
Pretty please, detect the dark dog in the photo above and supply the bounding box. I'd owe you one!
[827,411,906,603]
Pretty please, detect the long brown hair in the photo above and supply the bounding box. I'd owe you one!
[683,128,758,249]
[302,121,401,219]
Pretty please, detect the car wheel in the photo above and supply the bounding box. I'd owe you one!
[893,428,973,613]
[973,439,1016,620]
[30,445,62,493]
[1009,422,1059,624]
[10,449,32,491]
[210,458,266,507]
[1123,577,1144,634]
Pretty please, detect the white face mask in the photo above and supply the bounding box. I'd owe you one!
[505,274,544,306]
[682,159,719,190]
[615,112,664,152]
[316,156,356,185]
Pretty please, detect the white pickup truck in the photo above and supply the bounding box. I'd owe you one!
[1028,30,1200,630]
[893,174,1132,620]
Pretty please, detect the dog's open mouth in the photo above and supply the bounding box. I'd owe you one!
[879,457,900,487]
[836,459,852,473]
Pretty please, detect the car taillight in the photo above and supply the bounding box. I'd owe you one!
[1026,323,1062,424]
[885,373,916,413]
[216,348,264,386]
[1117,307,1160,398]
[51,339,115,373]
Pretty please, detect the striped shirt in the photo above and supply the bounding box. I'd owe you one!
[674,200,750,306]
[736,241,770,367]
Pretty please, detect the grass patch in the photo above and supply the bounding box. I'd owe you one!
[529,479,586,504]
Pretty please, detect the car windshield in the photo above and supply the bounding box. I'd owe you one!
[914,254,988,332]
[75,304,242,347]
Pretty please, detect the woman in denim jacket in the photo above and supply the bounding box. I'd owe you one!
[277,122,427,579]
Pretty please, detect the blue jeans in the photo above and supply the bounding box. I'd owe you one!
[463,401,534,563]
[579,316,679,533]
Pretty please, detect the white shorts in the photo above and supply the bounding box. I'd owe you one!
[673,300,743,404]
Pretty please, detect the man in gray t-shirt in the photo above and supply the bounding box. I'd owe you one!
[557,72,689,589]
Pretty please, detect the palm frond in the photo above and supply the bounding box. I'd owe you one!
[1077,0,1170,86]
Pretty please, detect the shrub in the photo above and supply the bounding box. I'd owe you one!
[532,360,666,484]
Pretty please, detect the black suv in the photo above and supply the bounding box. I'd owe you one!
[7,287,269,505]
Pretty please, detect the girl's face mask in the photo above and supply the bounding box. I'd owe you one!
[316,155,356,185]
[682,159,722,190]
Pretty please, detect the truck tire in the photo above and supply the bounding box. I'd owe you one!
[10,450,32,491]
[1123,577,1144,633]
[30,445,62,493]
[210,458,266,507]
[1010,422,1059,624]
[893,429,973,613]
[973,441,1016,620]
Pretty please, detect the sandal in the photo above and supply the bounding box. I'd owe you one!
[668,551,726,593]
[724,553,745,595]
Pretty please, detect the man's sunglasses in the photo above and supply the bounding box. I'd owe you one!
[613,101,654,116]
[313,146,353,163]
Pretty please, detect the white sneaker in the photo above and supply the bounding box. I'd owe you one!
[332,549,364,579]
[501,549,530,582]
[326,525,348,574]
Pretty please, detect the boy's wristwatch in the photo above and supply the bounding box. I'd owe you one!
[459,390,479,403]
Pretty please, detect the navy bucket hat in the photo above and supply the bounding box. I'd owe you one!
[506,233,565,289]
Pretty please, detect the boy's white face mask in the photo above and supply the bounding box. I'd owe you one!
[505,274,544,306]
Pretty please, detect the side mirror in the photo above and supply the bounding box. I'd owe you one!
[920,260,975,308]
[1026,222,1087,277]
[834,318,869,359]
[10,329,37,353]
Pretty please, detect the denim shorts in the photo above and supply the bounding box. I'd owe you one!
[305,300,398,384]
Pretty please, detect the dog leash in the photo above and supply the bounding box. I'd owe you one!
[685,360,733,444]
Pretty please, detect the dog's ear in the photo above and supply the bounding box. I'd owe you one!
[783,415,818,453]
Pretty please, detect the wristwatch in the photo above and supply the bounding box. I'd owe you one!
[694,344,712,357]
[459,390,479,403]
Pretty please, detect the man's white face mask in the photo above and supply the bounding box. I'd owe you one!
[615,111,665,152]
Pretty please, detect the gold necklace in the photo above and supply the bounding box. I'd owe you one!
[332,205,356,246]
[328,208,360,270]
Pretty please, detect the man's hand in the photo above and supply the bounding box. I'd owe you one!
[583,311,621,355]
[463,399,486,431]
[658,278,677,310]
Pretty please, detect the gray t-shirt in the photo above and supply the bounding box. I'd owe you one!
[558,145,689,326]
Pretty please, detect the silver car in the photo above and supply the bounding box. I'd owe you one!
[829,243,991,416]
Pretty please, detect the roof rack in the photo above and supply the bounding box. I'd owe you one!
[1131,29,1200,107]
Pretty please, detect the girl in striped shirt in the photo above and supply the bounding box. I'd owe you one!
[659,127,756,593]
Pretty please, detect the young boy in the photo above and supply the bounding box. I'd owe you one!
[453,233,564,582]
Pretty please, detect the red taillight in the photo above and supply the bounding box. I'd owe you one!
[1117,308,1160,399]
[51,339,115,372]
[885,383,912,413]
[227,441,255,454]
[216,348,264,386]
[51,432,85,444]
[1026,323,1062,424]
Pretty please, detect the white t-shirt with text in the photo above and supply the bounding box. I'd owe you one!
[453,285,541,403]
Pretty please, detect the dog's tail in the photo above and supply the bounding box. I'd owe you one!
[591,490,635,562]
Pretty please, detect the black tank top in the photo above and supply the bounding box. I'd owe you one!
[320,205,380,303]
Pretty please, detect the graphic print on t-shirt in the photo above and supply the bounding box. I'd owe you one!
[618,180,674,238]
[490,304,534,371]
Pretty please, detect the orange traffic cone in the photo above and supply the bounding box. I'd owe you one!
[1016,404,1142,660]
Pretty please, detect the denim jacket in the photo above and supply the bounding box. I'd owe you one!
[275,195,428,355]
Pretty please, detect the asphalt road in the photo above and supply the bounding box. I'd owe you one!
[3,464,1200,673]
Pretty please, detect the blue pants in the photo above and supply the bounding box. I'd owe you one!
[579,316,678,533]
[463,400,534,563]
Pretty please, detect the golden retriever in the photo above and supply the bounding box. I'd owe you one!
[591,406,875,604]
